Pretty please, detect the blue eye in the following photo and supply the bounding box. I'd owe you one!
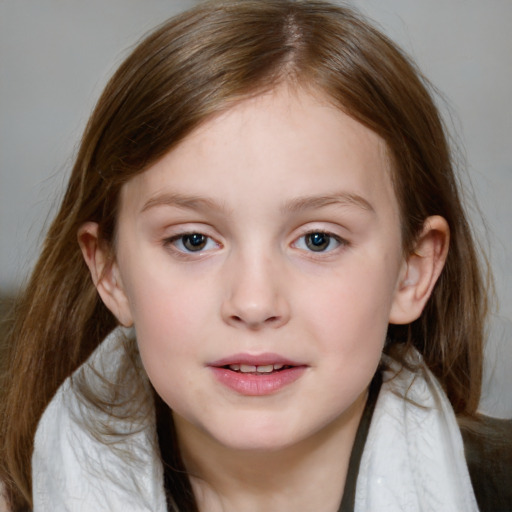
[168,233,217,253]
[295,232,343,252]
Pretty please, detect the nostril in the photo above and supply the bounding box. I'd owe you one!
[229,314,281,328]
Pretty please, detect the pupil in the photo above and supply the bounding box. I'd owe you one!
[183,233,207,251]
[306,232,329,252]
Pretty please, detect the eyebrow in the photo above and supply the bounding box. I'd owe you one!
[141,192,230,214]
[281,192,375,214]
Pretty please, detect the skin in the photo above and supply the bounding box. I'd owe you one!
[80,85,449,512]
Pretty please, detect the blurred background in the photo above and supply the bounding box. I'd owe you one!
[1,0,511,416]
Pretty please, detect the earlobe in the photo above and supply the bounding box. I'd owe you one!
[389,215,450,325]
[78,222,134,327]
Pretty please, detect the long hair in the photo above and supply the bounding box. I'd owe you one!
[0,1,488,509]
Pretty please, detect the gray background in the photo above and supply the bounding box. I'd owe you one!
[1,0,510,416]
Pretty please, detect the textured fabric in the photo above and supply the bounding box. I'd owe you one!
[355,354,479,512]
[32,328,479,511]
[32,329,167,512]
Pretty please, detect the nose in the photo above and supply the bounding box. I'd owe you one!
[221,252,290,330]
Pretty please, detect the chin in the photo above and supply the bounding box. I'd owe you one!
[218,432,300,453]
[205,415,312,453]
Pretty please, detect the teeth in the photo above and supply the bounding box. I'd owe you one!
[256,364,274,373]
[240,364,257,373]
[228,363,286,373]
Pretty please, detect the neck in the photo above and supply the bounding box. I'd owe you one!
[173,391,368,512]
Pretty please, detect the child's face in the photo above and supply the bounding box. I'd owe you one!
[111,86,407,452]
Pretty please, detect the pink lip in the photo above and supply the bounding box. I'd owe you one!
[208,353,307,396]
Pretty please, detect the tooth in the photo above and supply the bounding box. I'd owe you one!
[273,364,284,370]
[229,364,240,371]
[256,365,274,373]
[240,364,257,373]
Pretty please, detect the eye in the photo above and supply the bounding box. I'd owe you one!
[294,231,343,253]
[167,233,218,253]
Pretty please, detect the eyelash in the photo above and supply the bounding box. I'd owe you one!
[164,230,346,256]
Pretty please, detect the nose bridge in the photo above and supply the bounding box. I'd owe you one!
[222,242,289,329]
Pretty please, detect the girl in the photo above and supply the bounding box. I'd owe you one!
[1,0,508,510]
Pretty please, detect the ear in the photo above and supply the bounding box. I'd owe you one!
[389,215,450,325]
[78,222,134,327]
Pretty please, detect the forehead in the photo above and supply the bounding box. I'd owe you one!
[120,86,397,220]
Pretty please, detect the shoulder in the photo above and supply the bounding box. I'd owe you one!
[31,327,167,512]
[460,415,512,512]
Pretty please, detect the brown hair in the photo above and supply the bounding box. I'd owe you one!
[0,0,489,509]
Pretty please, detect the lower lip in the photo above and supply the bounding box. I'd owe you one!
[210,366,307,396]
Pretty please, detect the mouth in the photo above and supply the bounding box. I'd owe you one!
[222,363,291,374]
[208,354,307,396]
[209,353,304,373]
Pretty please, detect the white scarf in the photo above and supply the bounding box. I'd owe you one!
[32,328,479,511]
[355,353,479,511]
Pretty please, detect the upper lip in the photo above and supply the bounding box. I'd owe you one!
[208,353,304,367]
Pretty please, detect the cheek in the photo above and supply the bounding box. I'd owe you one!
[131,288,208,411]
[132,288,206,355]
[300,260,398,358]
[120,265,213,380]
[122,251,213,331]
